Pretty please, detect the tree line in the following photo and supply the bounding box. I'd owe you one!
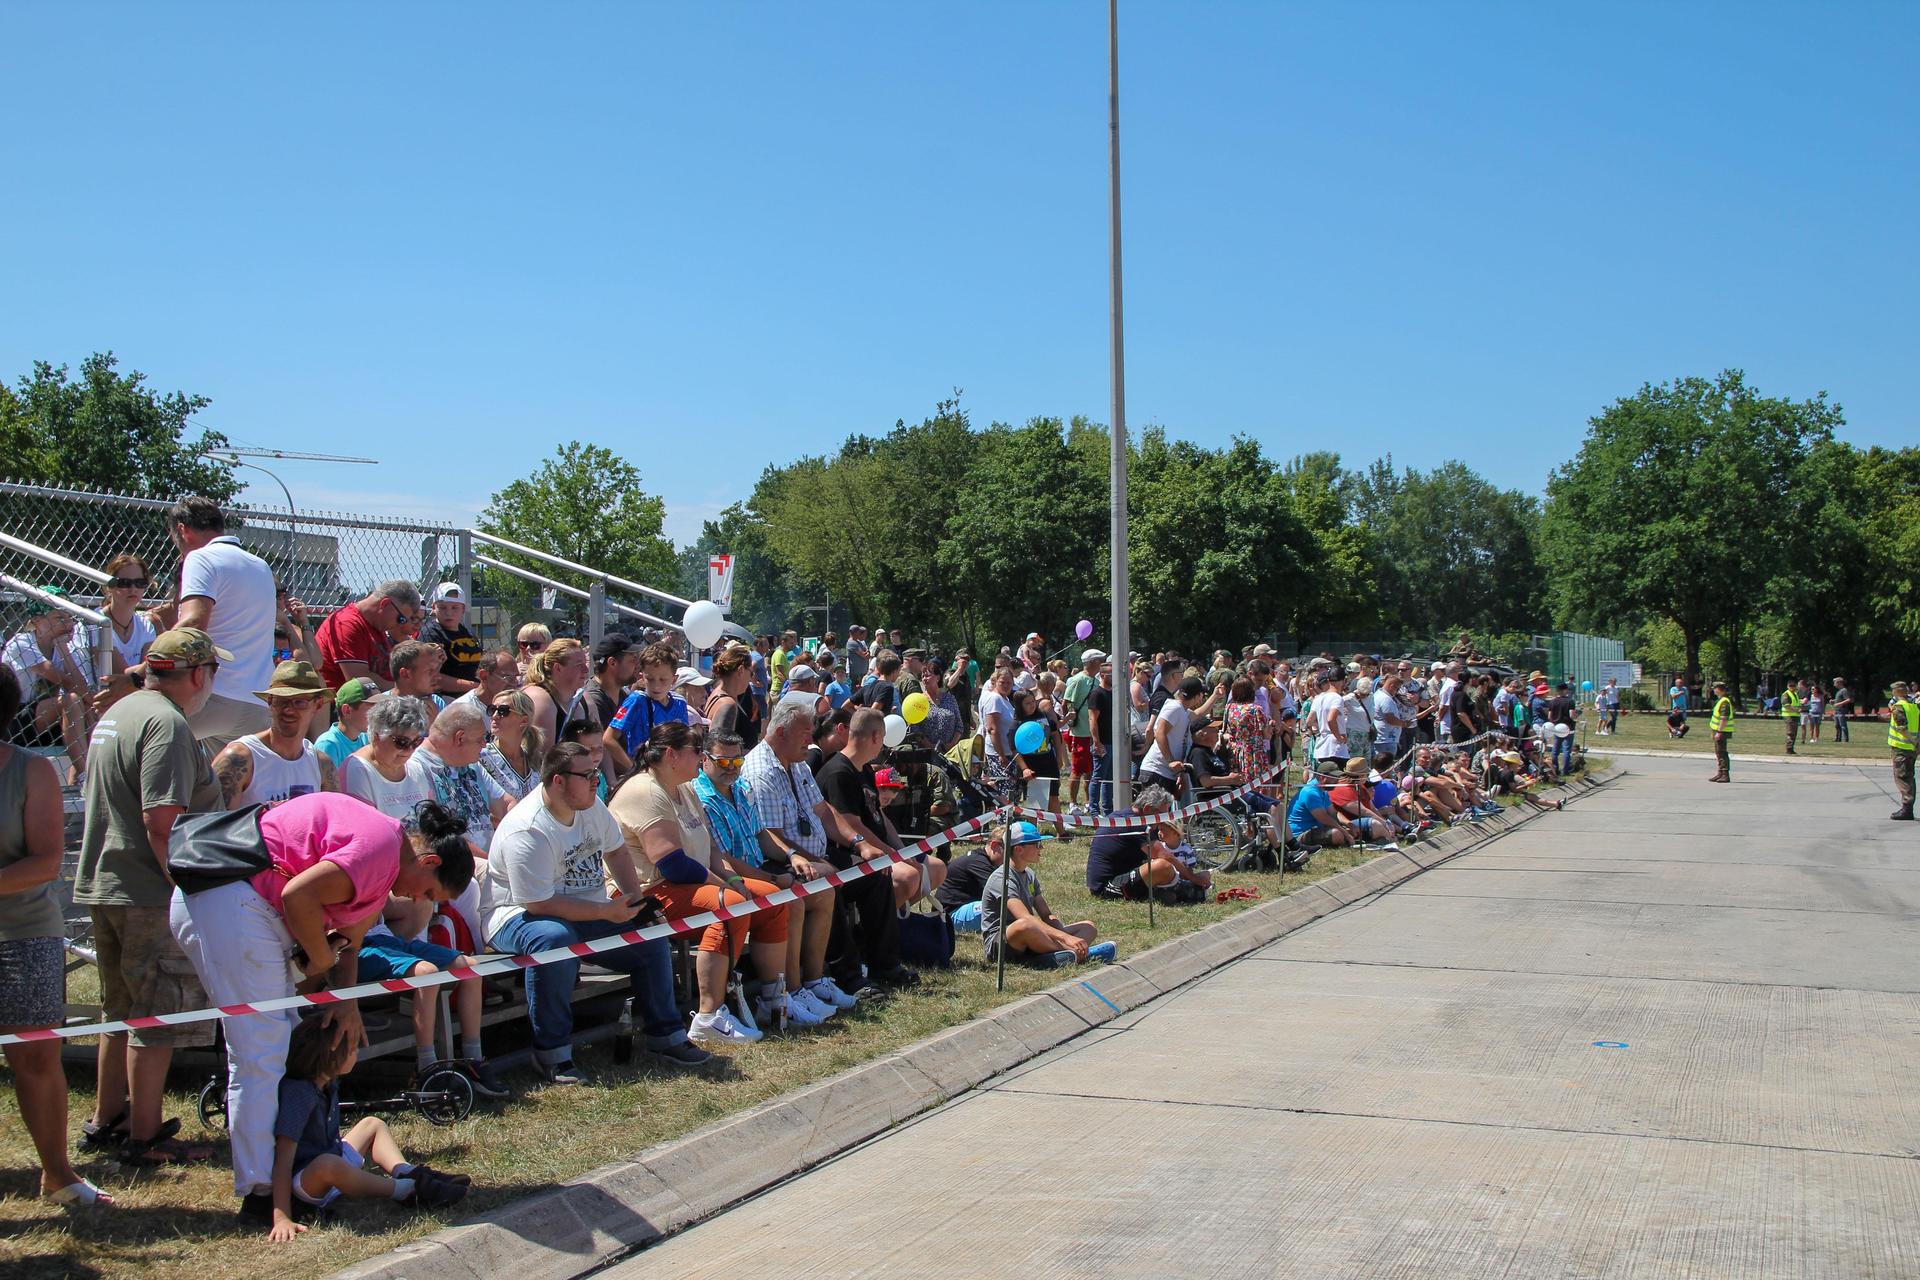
[8,354,1917,700]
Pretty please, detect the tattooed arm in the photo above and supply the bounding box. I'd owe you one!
[212,741,253,810]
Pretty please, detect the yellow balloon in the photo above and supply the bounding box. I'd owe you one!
[902,691,931,724]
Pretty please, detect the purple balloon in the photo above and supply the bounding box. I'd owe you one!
[1075,618,1094,641]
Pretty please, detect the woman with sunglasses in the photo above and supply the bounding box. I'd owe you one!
[608,722,790,1046]
[513,624,552,679]
[101,553,157,670]
[339,698,432,815]
[478,689,544,799]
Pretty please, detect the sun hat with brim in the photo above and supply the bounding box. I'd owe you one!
[1008,820,1054,847]
[143,626,234,671]
[254,658,330,700]
[1343,758,1369,778]
[335,677,379,708]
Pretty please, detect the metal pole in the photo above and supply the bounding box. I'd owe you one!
[1107,0,1131,820]
[995,807,1014,992]
[456,529,473,603]
[588,580,607,657]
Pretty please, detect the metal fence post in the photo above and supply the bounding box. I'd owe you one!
[456,528,472,602]
[588,579,606,656]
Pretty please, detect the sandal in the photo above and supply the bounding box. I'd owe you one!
[119,1120,216,1167]
[79,1110,129,1152]
[46,1178,115,1208]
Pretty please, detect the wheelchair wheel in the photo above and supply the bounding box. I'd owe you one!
[414,1066,475,1126]
[197,1076,228,1130]
[1186,809,1243,871]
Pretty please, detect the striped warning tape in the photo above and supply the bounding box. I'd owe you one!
[1006,762,1291,830]
[0,806,1012,1047]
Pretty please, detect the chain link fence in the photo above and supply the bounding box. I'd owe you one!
[0,479,462,643]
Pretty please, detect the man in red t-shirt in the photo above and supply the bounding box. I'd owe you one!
[314,581,423,690]
[1328,758,1395,843]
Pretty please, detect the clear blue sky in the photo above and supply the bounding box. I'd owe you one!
[6,2,1913,545]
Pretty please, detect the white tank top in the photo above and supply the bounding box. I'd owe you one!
[107,612,157,670]
[237,734,323,808]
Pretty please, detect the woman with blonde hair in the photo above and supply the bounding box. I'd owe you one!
[478,688,544,799]
[522,637,590,750]
[513,623,552,678]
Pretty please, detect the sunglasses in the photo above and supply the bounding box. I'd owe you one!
[488,703,519,717]
[108,576,149,589]
[707,753,745,769]
[519,640,546,651]
[386,734,423,751]
[564,769,597,783]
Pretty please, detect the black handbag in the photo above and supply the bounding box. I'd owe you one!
[166,804,275,896]
[895,858,955,968]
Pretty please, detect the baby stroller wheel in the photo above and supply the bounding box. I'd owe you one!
[414,1066,475,1126]
[197,1076,228,1130]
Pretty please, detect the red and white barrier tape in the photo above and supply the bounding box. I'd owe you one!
[1007,762,1290,830]
[1,807,1012,1047]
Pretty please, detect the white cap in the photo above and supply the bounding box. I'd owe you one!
[431,583,464,604]
[674,665,713,688]
[1082,648,1106,663]
[1026,632,1041,641]
[786,664,819,684]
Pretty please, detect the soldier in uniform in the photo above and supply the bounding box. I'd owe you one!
[1707,681,1735,783]
[1780,678,1805,755]
[1889,681,1918,821]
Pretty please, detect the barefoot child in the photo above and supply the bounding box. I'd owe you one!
[268,1015,469,1241]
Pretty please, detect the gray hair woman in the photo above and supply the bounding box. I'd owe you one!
[339,696,430,817]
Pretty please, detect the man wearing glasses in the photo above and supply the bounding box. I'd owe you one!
[483,741,711,1084]
[315,579,426,693]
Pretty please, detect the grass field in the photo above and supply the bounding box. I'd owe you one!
[1593,710,1889,762]
[1,832,1393,1280]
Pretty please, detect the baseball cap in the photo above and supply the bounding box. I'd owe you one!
[143,627,234,671]
[1082,648,1106,663]
[592,634,633,663]
[335,677,379,708]
[22,584,69,617]
[786,664,819,684]
[430,582,465,605]
[1007,820,1054,847]
[872,767,906,790]
[674,665,713,689]
[1252,643,1274,656]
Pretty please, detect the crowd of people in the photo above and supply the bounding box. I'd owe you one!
[0,500,1606,1230]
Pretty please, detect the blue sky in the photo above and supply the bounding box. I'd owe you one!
[5,2,1913,545]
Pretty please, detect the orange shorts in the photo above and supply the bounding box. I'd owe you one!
[649,878,788,957]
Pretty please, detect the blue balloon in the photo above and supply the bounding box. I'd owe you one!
[1581,680,1594,692]
[1013,721,1047,755]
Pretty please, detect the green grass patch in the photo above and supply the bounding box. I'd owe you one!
[1594,711,1887,761]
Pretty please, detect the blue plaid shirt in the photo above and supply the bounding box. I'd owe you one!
[694,770,764,867]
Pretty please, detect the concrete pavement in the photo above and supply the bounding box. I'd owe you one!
[615,756,1920,1278]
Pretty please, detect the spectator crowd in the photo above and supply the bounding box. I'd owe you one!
[2,498,1637,1229]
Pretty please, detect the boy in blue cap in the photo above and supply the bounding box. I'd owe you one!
[981,821,1115,968]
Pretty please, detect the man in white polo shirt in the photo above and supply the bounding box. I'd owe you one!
[169,496,276,753]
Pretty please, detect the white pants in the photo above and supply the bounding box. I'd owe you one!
[169,880,298,1197]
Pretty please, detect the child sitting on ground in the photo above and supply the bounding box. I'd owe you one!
[268,1015,469,1242]
[982,821,1115,967]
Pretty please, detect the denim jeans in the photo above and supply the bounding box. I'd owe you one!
[489,912,687,1066]
[1552,735,1574,774]
[1090,750,1112,815]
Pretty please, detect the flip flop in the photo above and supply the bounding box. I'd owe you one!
[45,1178,115,1208]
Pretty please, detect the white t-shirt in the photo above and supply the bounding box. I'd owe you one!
[482,791,625,940]
[179,535,276,705]
[1309,690,1347,759]
[4,631,92,701]
[339,752,435,820]
[977,688,1016,757]
[1138,700,1192,780]
[1437,678,1458,734]
[107,612,157,670]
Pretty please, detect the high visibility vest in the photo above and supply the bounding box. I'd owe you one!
[1891,699,1920,753]
[1710,696,1734,733]
[1781,689,1803,718]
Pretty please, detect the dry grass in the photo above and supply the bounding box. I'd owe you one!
[1,835,1384,1280]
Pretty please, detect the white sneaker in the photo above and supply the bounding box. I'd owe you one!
[781,989,828,1026]
[791,985,839,1021]
[806,976,859,1010]
[690,1007,761,1046]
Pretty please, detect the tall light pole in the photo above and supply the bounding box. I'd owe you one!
[199,446,377,590]
[1107,0,1133,815]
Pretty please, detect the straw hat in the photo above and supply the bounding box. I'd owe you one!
[254,659,330,701]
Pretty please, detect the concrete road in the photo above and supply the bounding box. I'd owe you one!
[613,756,1920,1279]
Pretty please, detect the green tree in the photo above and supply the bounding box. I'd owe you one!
[4,352,238,500]
[478,441,677,634]
[1280,451,1378,636]
[1541,370,1839,689]
[1358,460,1544,638]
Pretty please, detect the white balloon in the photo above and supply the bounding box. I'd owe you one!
[883,713,908,748]
[1554,723,1573,738]
[680,600,725,650]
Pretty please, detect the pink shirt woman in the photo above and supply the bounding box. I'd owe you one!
[251,792,406,931]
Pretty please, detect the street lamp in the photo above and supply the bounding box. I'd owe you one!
[196,446,377,593]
